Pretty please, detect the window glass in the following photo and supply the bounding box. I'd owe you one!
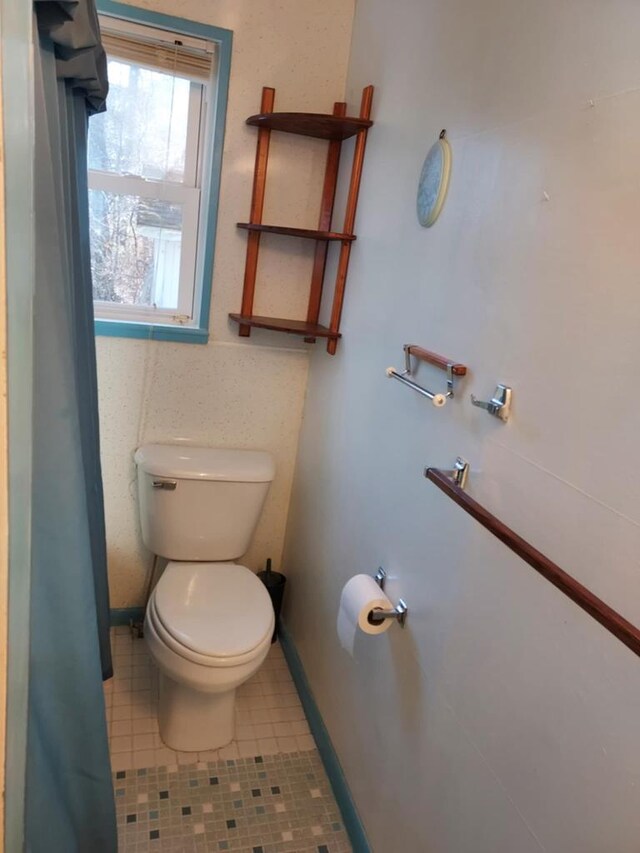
[89,189,184,310]
[88,59,193,183]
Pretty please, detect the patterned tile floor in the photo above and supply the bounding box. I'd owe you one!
[114,752,351,852]
[105,628,352,852]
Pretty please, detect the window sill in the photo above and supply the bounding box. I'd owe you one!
[95,319,209,344]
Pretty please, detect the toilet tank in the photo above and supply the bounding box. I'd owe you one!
[134,445,275,561]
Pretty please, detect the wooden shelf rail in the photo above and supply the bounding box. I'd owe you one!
[233,85,374,352]
[424,467,640,659]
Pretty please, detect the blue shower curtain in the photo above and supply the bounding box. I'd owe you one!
[26,2,116,850]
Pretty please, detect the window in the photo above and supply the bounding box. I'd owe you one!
[88,4,232,343]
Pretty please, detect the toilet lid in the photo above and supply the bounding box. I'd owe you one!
[154,562,274,659]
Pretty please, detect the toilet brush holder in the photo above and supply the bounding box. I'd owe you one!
[258,558,287,642]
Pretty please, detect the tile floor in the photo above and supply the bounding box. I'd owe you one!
[104,627,315,772]
[113,751,351,852]
[104,627,351,852]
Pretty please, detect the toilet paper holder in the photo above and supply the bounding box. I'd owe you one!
[369,568,408,627]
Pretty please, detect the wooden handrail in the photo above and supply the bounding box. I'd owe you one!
[405,345,467,376]
[425,467,640,658]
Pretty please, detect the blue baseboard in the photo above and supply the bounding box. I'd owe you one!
[110,607,145,626]
[278,624,370,853]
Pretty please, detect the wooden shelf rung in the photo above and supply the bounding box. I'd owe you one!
[237,223,355,242]
[246,112,372,140]
[229,314,341,340]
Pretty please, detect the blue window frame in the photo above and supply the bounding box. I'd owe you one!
[93,0,232,344]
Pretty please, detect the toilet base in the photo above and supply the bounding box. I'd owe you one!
[158,672,236,752]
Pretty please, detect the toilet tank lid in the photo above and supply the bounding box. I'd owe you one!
[134,444,275,482]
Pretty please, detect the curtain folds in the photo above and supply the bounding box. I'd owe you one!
[35,0,108,114]
[26,1,116,850]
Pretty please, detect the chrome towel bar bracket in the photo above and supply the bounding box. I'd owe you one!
[424,456,470,490]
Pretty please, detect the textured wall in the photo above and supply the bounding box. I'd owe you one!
[97,0,354,606]
[283,1,640,851]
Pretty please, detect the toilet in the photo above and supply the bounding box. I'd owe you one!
[134,444,276,752]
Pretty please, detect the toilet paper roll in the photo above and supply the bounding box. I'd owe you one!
[337,574,394,656]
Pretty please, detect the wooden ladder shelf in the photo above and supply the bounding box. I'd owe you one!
[229,85,374,354]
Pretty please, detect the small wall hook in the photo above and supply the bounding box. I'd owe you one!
[470,384,512,422]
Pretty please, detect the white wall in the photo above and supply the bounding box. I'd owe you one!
[283,1,640,850]
[97,0,354,606]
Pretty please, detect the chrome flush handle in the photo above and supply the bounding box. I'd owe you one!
[152,480,177,490]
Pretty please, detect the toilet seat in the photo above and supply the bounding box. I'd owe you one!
[151,561,274,667]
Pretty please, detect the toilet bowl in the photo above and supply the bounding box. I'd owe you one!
[134,444,277,753]
[144,561,274,751]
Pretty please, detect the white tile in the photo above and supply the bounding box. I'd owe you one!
[202,803,213,814]
[132,749,156,769]
[270,709,287,723]
[129,689,151,706]
[193,824,205,835]
[197,749,219,762]
[275,803,286,814]
[114,665,133,678]
[111,704,132,721]
[154,747,175,766]
[276,736,298,752]
[282,707,305,722]
[249,709,271,724]
[132,717,157,735]
[310,788,321,798]
[110,752,133,771]
[252,723,274,739]
[218,742,239,761]
[235,725,256,742]
[296,735,315,751]
[111,736,133,753]
[133,733,154,750]
[281,830,293,841]
[111,719,132,737]
[238,740,259,758]
[258,738,279,755]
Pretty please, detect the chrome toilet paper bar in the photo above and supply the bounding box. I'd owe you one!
[370,568,408,627]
